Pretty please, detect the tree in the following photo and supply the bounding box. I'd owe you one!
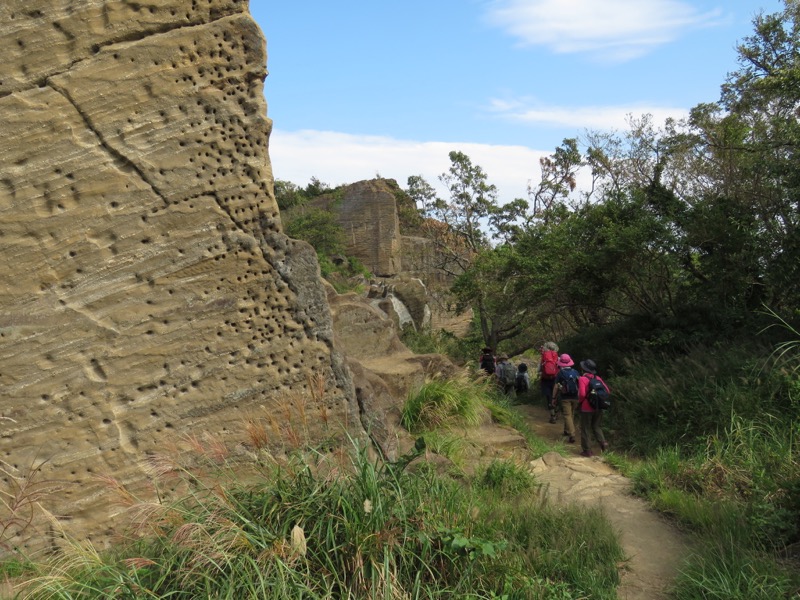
[527,138,582,220]
[284,207,345,257]
[407,152,535,352]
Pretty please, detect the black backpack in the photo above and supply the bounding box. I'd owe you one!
[587,376,611,410]
[560,368,579,397]
[515,371,529,393]
[480,353,495,375]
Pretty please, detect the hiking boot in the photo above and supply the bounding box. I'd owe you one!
[567,437,575,443]
[600,441,609,452]
[548,416,557,424]
[580,450,593,457]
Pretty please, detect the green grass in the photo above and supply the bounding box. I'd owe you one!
[474,459,536,497]
[673,537,798,600]
[402,373,562,459]
[576,322,800,600]
[401,373,489,433]
[13,441,623,599]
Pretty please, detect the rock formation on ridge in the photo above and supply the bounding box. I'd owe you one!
[0,0,362,551]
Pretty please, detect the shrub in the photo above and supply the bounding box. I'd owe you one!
[401,374,488,433]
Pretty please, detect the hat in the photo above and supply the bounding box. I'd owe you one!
[557,353,574,368]
[543,341,559,352]
[482,347,492,353]
[580,359,597,374]
[498,353,509,360]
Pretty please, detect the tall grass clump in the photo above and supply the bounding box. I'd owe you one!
[672,537,798,600]
[401,373,487,433]
[608,343,787,456]
[475,459,536,497]
[18,440,623,599]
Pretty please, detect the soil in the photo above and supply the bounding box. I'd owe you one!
[475,399,691,600]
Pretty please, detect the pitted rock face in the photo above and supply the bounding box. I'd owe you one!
[0,1,357,550]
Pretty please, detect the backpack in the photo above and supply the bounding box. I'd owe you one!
[479,353,495,375]
[560,368,579,397]
[541,350,558,380]
[515,371,529,393]
[586,376,611,410]
[499,362,516,386]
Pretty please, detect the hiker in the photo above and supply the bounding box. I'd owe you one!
[495,353,516,398]
[577,359,610,457]
[515,363,530,401]
[478,347,495,377]
[552,354,580,443]
[538,341,560,423]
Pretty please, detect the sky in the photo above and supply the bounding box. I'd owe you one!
[249,0,785,205]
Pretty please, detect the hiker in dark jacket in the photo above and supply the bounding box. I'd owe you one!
[495,353,516,398]
[552,354,579,443]
[577,359,609,457]
[515,363,530,402]
[478,347,495,376]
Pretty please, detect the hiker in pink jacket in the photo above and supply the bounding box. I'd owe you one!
[577,359,609,457]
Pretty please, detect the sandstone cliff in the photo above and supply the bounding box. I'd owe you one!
[296,178,471,334]
[0,1,361,551]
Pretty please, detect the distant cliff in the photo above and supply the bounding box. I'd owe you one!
[297,178,457,283]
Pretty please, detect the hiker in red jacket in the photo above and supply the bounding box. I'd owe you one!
[577,359,610,457]
[538,341,560,423]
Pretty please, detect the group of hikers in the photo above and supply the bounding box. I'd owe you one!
[478,342,610,457]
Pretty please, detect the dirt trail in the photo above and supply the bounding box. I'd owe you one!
[513,401,690,600]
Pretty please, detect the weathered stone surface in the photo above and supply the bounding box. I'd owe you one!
[388,277,431,331]
[324,280,458,461]
[299,179,403,277]
[0,1,359,551]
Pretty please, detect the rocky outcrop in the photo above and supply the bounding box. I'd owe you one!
[0,1,360,551]
[324,282,457,461]
[303,180,403,277]
[367,277,431,332]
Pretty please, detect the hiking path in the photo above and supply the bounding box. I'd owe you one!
[475,400,691,600]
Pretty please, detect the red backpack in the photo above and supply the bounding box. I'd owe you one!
[541,350,559,380]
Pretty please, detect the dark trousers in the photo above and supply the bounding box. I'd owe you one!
[579,410,606,452]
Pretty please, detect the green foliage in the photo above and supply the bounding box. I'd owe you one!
[673,538,799,600]
[417,430,468,466]
[475,460,535,497]
[456,1,800,344]
[596,301,800,598]
[399,327,474,363]
[277,177,374,293]
[401,375,487,433]
[19,442,623,600]
[284,206,346,257]
[319,254,371,294]
[0,557,34,579]
[274,177,333,211]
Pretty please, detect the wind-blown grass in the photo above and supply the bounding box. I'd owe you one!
[16,440,623,599]
[401,373,488,433]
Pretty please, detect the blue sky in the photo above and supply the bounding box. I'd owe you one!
[250,0,784,204]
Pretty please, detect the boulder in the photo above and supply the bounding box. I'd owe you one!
[0,1,360,552]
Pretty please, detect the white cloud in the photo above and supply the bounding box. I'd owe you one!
[485,0,725,61]
[486,97,690,131]
[269,129,551,205]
